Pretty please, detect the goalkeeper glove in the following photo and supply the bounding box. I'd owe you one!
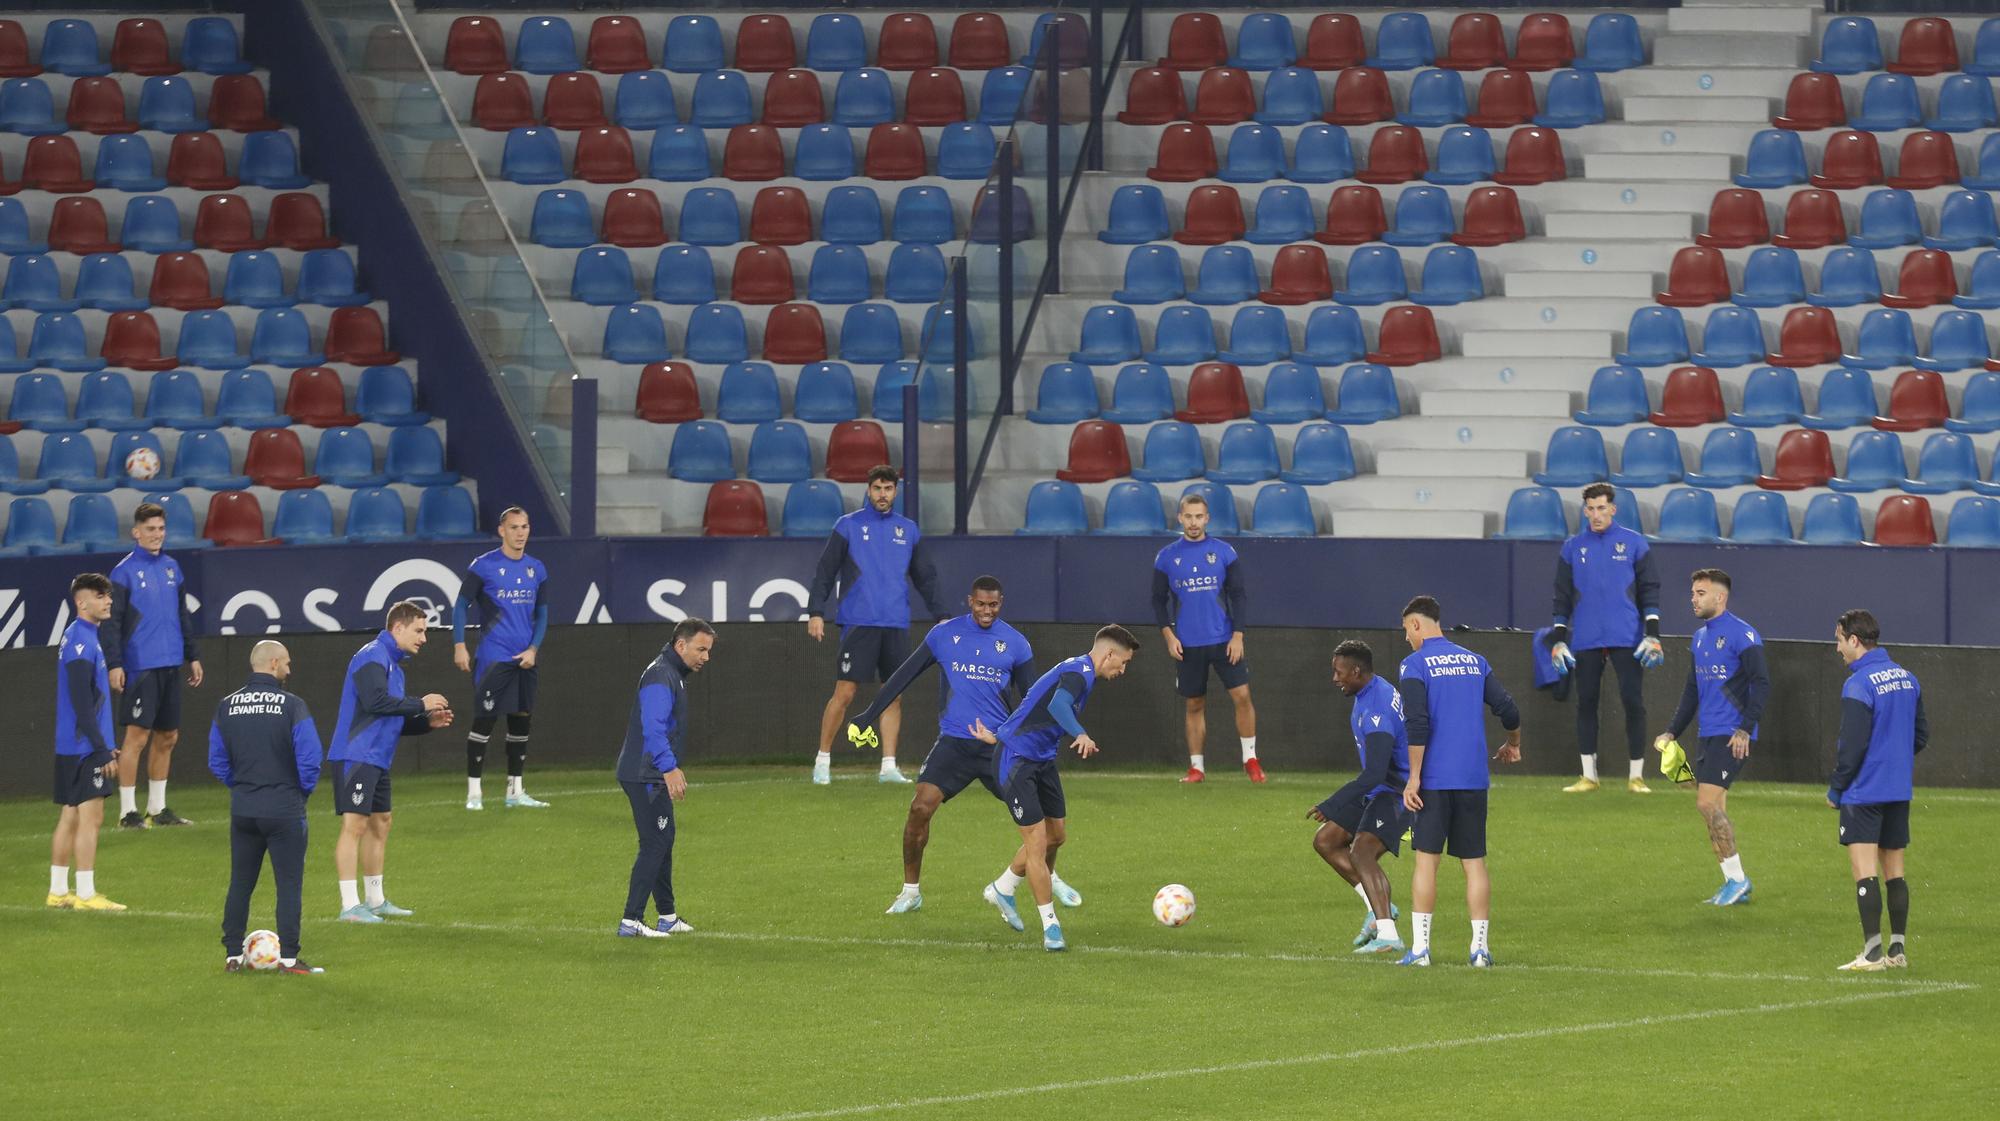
[846,722,879,750]
[1635,635,1664,668]
[1549,642,1576,675]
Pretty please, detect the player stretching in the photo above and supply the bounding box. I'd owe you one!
[1655,569,1769,907]
[453,506,550,810]
[971,625,1138,951]
[326,601,453,923]
[48,574,126,912]
[1396,597,1521,968]
[1153,492,1264,784]
[807,465,949,785]
[104,502,203,829]
[1310,640,1409,955]
[1828,610,1927,972]
[1547,484,1660,793]
[614,619,715,939]
[844,576,1072,915]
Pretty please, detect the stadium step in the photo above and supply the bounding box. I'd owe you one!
[1505,271,1656,299]
[1327,508,1490,539]
[1544,211,1695,240]
[1420,390,1575,418]
[1651,34,1807,69]
[1622,97,1773,124]
[600,503,664,535]
[1666,6,1815,36]
[598,444,629,475]
[1582,152,1735,182]
[1460,330,1614,359]
[1375,449,1531,478]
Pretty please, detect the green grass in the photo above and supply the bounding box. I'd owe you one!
[1,764,1990,1119]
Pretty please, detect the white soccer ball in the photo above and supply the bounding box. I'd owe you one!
[123,446,161,480]
[1152,884,1196,927]
[243,929,282,971]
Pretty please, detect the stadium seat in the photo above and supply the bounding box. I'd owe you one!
[802,13,868,71]
[744,420,812,483]
[1382,185,1455,247]
[1732,247,1807,308]
[1121,66,1186,125]
[1430,12,1503,71]
[871,12,939,71]
[271,192,339,251]
[1727,491,1796,544]
[1114,245,1185,305]
[1314,184,1386,246]
[1245,184,1316,245]
[610,71,677,130]
[1929,75,1996,133]
[641,245,712,306]
[1160,13,1227,71]
[37,431,115,492]
[9,373,77,430]
[936,122,997,181]
[444,16,507,74]
[674,302,748,365]
[1775,72,1848,132]
[889,185,953,245]
[1656,246,1727,308]
[1873,494,1937,546]
[1326,65,1393,125]
[24,311,103,372]
[1224,13,1294,70]
[354,365,425,427]
[1845,188,1920,250]
[1219,306,1292,364]
[823,420,889,483]
[1923,190,2000,251]
[1851,74,1922,132]
[1246,362,1325,424]
[542,72,608,130]
[1270,422,1352,486]
[120,195,190,253]
[183,16,251,75]
[716,361,784,423]
[107,430,171,488]
[329,305,406,365]
[1573,365,1650,426]
[45,198,113,256]
[1946,495,2000,546]
[1960,250,2000,310]
[1901,431,1978,494]
[312,426,384,487]
[1176,361,1249,423]
[977,66,1033,125]
[1496,486,1568,540]
[646,126,711,181]
[1451,187,1525,247]
[1024,363,1099,425]
[214,369,285,428]
[572,125,639,183]
[758,69,824,129]
[671,188,738,247]
[16,133,89,191]
[242,427,318,490]
[296,250,366,308]
[513,16,580,74]
[1367,12,1435,71]
[576,15,651,74]
[902,68,967,127]
[661,14,723,73]
[530,190,594,249]
[1526,70,1600,130]
[1890,17,1959,77]
[865,122,929,180]
[1812,18,1883,75]
[1102,363,1175,423]
[1399,68,1466,128]
[1829,430,1908,492]
[781,479,844,538]
[1292,305,1363,366]
[1695,189,1771,251]
[1803,367,1880,431]
[1684,428,1764,489]
[1491,125,1566,187]
[1773,189,1846,250]
[1356,125,1426,185]
[1917,310,1991,372]
[722,124,786,182]
[1188,67,1254,126]
[413,485,479,542]
[687,70,753,129]
[176,429,251,490]
[1875,368,1951,430]
[1840,309,1918,370]
[200,490,271,546]
[1650,365,1725,427]
[501,126,564,184]
[830,68,894,128]
[665,420,735,483]
[1735,130,1808,189]
[1812,130,1884,190]
[1327,362,1401,423]
[764,302,830,364]
[281,366,357,428]
[1214,123,1282,183]
[39,19,106,77]
[1800,492,1864,543]
[0,497,63,554]
[66,75,134,135]
[1648,488,1720,543]
[1367,305,1442,366]
[1261,244,1335,305]
[1072,306,1144,366]
[239,130,308,189]
[95,133,168,191]
[1256,68,1328,128]
[1247,482,1312,537]
[1618,307,1691,367]
[1089,479,1161,535]
[1131,422,1205,482]
[635,361,703,423]
[1146,123,1215,183]
[572,246,638,306]
[340,487,410,543]
[1465,70,1537,130]
[1147,306,1220,365]
[1023,11,1089,68]
[1609,426,1686,488]
[1766,306,1842,368]
[3,253,70,311]
[1536,427,1610,488]
[1951,373,2000,437]
[1017,479,1089,535]
[835,303,902,364]
[1175,184,1246,245]
[1426,126,1495,186]
[146,368,221,430]
[1283,123,1354,183]
[1334,245,1407,305]
[101,310,180,370]
[1729,366,1805,427]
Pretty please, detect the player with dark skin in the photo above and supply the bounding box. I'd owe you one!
[1309,650,1395,927]
[897,582,1004,887]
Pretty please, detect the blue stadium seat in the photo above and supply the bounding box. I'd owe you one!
[223,251,293,308]
[1948,371,2000,433]
[1803,367,1879,430]
[1850,73,1921,131]
[530,190,593,248]
[1181,482,1239,534]
[1652,488,1721,543]
[1018,480,1089,535]
[614,71,679,130]
[75,253,145,311]
[1924,190,2000,252]
[1726,491,1795,544]
[1257,67,1325,126]
[1576,13,1645,72]
[1187,246,1258,305]
[684,303,751,364]
[1811,17,1882,74]
[782,479,846,537]
[838,303,905,363]
[690,70,754,128]
[0,433,45,495]
[891,185,954,244]
[515,16,580,73]
[313,426,383,487]
[1411,244,1484,305]
[273,488,340,543]
[1209,422,1280,484]
[1684,428,1763,488]
[1733,247,1807,308]
[678,188,743,246]
[1425,126,1494,186]
[239,130,309,189]
[28,312,106,372]
[716,361,783,423]
[1618,307,1691,366]
[883,243,946,304]
[663,14,724,73]
[108,431,175,488]
[1809,248,1883,307]
[138,76,202,133]
[653,245,717,304]
[572,246,638,306]
[215,369,286,428]
[1849,189,1921,249]
[1841,308,1917,369]
[808,243,872,304]
[146,368,221,429]
[1965,134,2000,190]
[1131,421,1205,482]
[869,361,916,420]
[1250,362,1326,424]
[806,13,869,70]
[1297,305,1367,364]
[938,122,999,180]
[9,373,78,430]
[832,68,896,128]
[1251,482,1315,536]
[357,366,426,426]
[1801,492,1865,544]
[1334,246,1406,308]
[1115,245,1185,304]
[0,78,62,134]
[746,420,813,483]
[1534,425,1610,486]
[1367,12,1435,71]
[918,303,976,364]
[1288,124,1355,183]
[1946,495,2000,546]
[1399,68,1467,128]
[1929,74,1997,132]
[968,183,1034,245]
[1957,249,2000,309]
[1971,18,2000,77]
[1327,362,1400,423]
[978,66,1034,125]
[1734,129,1809,189]
[501,127,565,184]
[1829,430,1906,492]
[94,134,164,191]
[1903,431,1978,495]
[1246,184,1317,244]
[1102,363,1175,423]
[1534,70,1605,129]
[1099,184,1171,244]
[119,195,189,253]
[0,198,42,256]
[791,124,855,182]
[75,371,145,431]
[345,487,410,542]
[668,419,735,481]
[248,307,323,366]
[297,250,368,308]
[1574,365,1649,425]
[1219,123,1287,183]
[648,126,712,181]
[1097,480,1168,535]
[1723,366,1802,428]
[1692,306,1767,368]
[38,433,113,492]
[174,429,249,489]
[1145,305,1218,365]
[41,19,108,77]
[1380,185,1455,247]
[1071,305,1143,365]
[0,497,64,556]
[183,16,253,75]
[1222,306,1291,364]
[3,254,71,312]
[603,303,671,363]
[1279,422,1356,484]
[793,362,860,423]
[1231,12,1299,70]
[1918,310,1991,372]
[1496,486,1569,540]
[1610,426,1685,488]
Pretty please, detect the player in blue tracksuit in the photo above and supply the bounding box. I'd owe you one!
[844,575,1045,915]
[969,625,1139,951]
[1546,483,1662,793]
[613,618,716,939]
[209,640,324,974]
[452,506,551,810]
[325,601,452,923]
[806,465,948,785]
[48,574,127,912]
[1829,609,1928,973]
[102,502,204,830]
[1395,596,1521,968]
[1658,569,1770,908]
[1153,491,1265,785]
[1311,640,1412,956]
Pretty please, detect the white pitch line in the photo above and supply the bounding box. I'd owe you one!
[727,983,1978,1121]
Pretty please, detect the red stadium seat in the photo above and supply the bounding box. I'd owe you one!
[1511,12,1575,72]
[903,68,968,126]
[1771,189,1846,249]
[703,480,770,537]
[1881,249,1957,308]
[445,16,510,74]
[586,16,651,73]
[1649,366,1726,427]
[1367,305,1442,366]
[208,74,280,132]
[1056,420,1132,483]
[1356,125,1427,184]
[864,123,928,180]
[112,17,178,75]
[196,193,268,251]
[1755,429,1834,490]
[0,19,33,78]
[167,131,238,190]
[1886,131,1959,190]
[326,307,400,365]
[763,302,828,363]
[1325,67,1392,124]
[1452,186,1526,246]
[1438,13,1508,71]
[1873,368,1949,431]
[1492,126,1566,185]
[573,126,639,183]
[825,420,891,482]
[1657,246,1730,307]
[748,187,813,245]
[1316,184,1388,245]
[204,491,275,547]
[265,193,337,250]
[602,188,668,248]
[66,76,135,134]
[22,135,91,192]
[1121,67,1188,125]
[732,14,795,72]
[1160,13,1229,71]
[1299,14,1365,70]
[1148,123,1218,182]
[1465,69,1538,128]
[1174,185,1246,245]
[1811,130,1884,190]
[1176,362,1250,423]
[949,12,1012,70]
[1888,17,1958,77]
[148,252,223,310]
[1774,72,1846,131]
[1872,495,1937,546]
[636,361,702,422]
[877,13,940,71]
[285,366,362,426]
[1260,244,1334,305]
[246,428,320,490]
[47,196,117,254]
[730,245,796,304]
[1695,189,1771,249]
[101,312,178,371]
[723,124,786,181]
[543,72,609,129]
[1766,306,1842,367]
[761,69,826,127]
[1188,67,1256,125]
[472,72,536,130]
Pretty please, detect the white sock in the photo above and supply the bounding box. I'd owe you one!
[901,882,920,896]
[1190,753,1205,773]
[147,779,167,816]
[1377,917,1400,942]
[119,787,137,816]
[76,871,96,900]
[815,750,831,766]
[1240,737,1257,762]
[880,756,898,773]
[1580,754,1599,781]
[50,865,68,895]
[507,775,524,798]
[1629,757,1644,780]
[996,868,1024,895]
[1038,902,1058,929]
[363,875,385,907]
[662,912,677,925]
[339,880,361,910]
[467,778,482,801]
[1352,881,1373,913]
[1721,854,1745,881]
[1412,911,1433,954]
[1471,919,1490,953]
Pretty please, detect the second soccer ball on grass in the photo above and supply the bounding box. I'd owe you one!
[1153,884,1197,927]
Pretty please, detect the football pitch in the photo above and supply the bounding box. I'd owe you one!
[2,764,1990,1119]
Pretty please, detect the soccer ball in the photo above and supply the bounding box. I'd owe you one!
[243,929,282,971]
[1152,884,1196,927]
[123,446,161,481]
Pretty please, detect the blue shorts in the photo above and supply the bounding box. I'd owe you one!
[1176,641,1249,698]
[474,659,539,717]
[1694,735,1747,788]
[997,754,1065,827]
[330,760,392,816]
[121,666,183,731]
[916,735,998,801]
[838,626,907,684]
[52,753,111,806]
[1315,788,1409,856]
[1410,788,1488,859]
[1840,801,1911,849]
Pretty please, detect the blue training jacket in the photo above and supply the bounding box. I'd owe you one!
[1830,648,1929,806]
[207,672,323,818]
[616,647,692,782]
[996,653,1097,782]
[453,548,550,675]
[1151,535,1247,647]
[806,506,947,629]
[851,613,1038,740]
[1668,610,1771,740]
[55,618,114,762]
[102,548,198,672]
[326,630,433,769]
[1551,522,1660,652]
[1397,635,1519,791]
